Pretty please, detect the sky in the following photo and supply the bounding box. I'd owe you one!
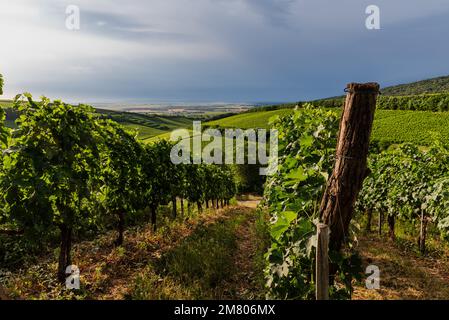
[1,0,449,103]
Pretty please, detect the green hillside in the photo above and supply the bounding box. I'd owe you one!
[247,75,449,113]
[320,75,449,100]
[206,109,293,129]
[382,75,449,96]
[204,108,449,146]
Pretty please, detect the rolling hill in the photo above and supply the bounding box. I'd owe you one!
[381,75,449,96]
[95,109,193,140]
[203,108,449,146]
[247,75,449,113]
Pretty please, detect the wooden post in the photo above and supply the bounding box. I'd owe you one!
[366,208,373,232]
[316,223,329,300]
[387,215,395,241]
[378,212,383,236]
[320,83,379,252]
[419,210,428,254]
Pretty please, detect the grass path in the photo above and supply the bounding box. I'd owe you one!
[129,203,266,300]
[222,204,266,299]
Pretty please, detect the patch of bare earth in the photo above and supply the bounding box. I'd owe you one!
[353,234,449,300]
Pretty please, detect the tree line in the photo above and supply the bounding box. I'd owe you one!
[303,92,449,112]
[241,92,449,115]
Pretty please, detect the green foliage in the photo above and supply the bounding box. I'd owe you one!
[1,94,104,238]
[0,107,8,148]
[4,105,193,141]
[208,107,449,147]
[358,141,449,236]
[233,164,264,193]
[263,106,362,299]
[142,140,176,208]
[0,73,4,95]
[0,74,9,147]
[370,110,449,146]
[0,93,237,276]
[98,121,144,213]
[381,75,449,96]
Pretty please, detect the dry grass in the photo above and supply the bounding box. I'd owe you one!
[2,206,233,300]
[2,203,267,300]
[353,233,449,300]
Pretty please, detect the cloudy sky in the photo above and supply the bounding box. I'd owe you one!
[1,0,449,103]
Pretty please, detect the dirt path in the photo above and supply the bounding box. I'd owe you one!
[353,234,449,300]
[237,200,260,209]
[223,202,266,299]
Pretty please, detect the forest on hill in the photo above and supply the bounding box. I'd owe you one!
[381,75,449,96]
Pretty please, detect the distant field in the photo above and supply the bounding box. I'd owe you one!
[206,109,293,129]
[118,115,192,140]
[122,123,167,140]
[0,100,12,108]
[372,110,449,145]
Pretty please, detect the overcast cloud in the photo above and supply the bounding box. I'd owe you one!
[1,0,449,102]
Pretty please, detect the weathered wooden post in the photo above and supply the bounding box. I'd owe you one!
[320,83,379,252]
[418,210,428,254]
[316,223,330,300]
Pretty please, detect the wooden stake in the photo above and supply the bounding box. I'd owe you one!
[378,211,383,236]
[320,83,379,252]
[316,223,329,300]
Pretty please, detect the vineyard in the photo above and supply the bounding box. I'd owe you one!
[2,74,449,300]
[207,107,449,146]
[261,105,449,299]
[0,93,237,293]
